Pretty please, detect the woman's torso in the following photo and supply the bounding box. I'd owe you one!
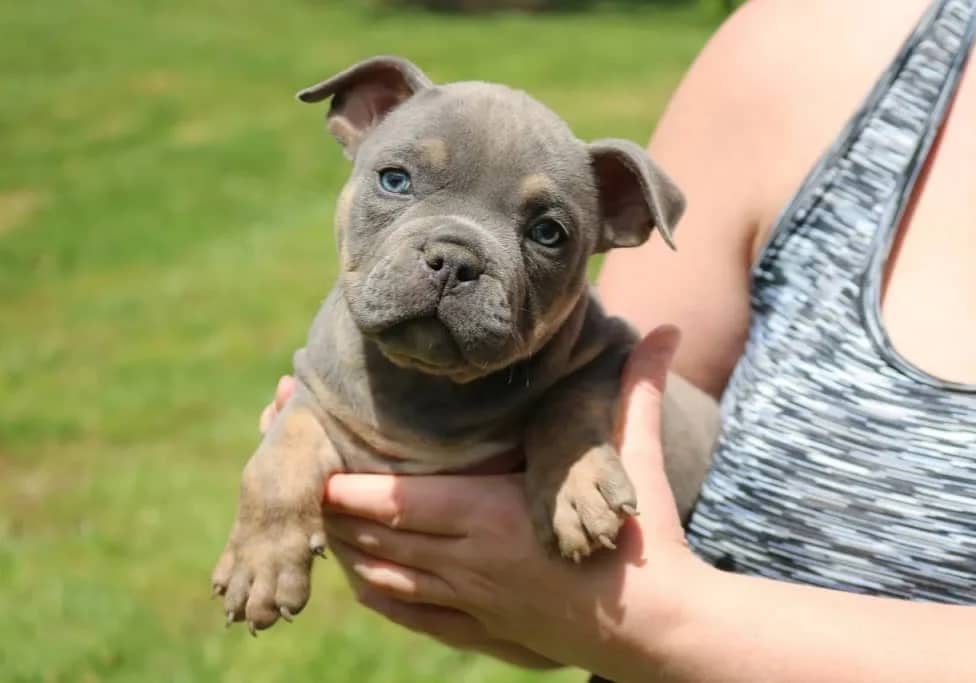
[748,0,976,384]
[685,0,976,602]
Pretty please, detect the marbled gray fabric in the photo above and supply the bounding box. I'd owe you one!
[686,0,976,603]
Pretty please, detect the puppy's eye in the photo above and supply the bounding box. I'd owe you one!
[378,168,412,195]
[527,218,567,248]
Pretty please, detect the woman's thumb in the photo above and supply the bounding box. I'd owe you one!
[616,325,681,468]
[616,325,686,542]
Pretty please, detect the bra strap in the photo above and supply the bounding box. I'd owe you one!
[754,0,976,273]
[860,0,976,392]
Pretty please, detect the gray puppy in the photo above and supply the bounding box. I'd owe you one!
[212,56,719,634]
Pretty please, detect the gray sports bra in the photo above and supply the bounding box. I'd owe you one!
[685,0,976,603]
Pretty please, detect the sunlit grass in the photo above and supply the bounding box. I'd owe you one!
[0,2,718,680]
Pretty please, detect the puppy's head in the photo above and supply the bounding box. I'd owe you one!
[299,56,684,382]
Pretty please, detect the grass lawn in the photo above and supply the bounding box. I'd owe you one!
[0,1,720,681]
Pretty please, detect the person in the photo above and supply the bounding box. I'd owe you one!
[260,0,976,679]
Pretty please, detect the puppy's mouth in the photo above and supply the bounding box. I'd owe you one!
[373,316,466,372]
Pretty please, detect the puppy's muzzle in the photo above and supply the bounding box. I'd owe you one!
[422,239,485,294]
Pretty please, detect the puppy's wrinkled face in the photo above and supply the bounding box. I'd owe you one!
[339,84,596,380]
[299,57,684,383]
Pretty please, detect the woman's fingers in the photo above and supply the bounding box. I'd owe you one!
[328,531,488,647]
[275,375,295,409]
[328,537,458,607]
[336,554,560,669]
[258,403,277,434]
[323,512,461,573]
[324,473,519,537]
[259,375,297,434]
[356,590,487,646]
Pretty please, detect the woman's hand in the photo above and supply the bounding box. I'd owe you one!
[316,327,711,679]
[259,375,295,434]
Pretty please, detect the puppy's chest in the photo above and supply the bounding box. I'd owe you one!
[321,409,523,474]
[297,348,543,474]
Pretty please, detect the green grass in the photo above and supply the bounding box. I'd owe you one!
[0,1,718,681]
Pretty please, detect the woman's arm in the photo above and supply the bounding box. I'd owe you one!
[598,0,920,398]
[658,563,976,683]
[596,2,771,398]
[321,329,976,682]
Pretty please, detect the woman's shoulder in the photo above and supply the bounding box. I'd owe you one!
[713,0,929,72]
[691,0,930,124]
[671,0,933,242]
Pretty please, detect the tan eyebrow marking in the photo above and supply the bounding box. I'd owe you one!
[334,179,358,236]
[519,173,557,205]
[419,138,449,171]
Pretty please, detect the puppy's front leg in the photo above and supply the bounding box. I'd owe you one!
[524,351,637,562]
[212,388,340,633]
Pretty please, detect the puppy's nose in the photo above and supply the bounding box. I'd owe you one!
[423,241,484,287]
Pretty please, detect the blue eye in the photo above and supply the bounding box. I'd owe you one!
[378,168,412,195]
[528,219,567,247]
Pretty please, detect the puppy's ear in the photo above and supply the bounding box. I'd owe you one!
[587,139,685,252]
[297,56,433,158]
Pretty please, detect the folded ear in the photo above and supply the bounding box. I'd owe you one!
[296,56,433,158]
[587,139,685,252]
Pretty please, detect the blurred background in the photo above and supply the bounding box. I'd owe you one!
[0,1,733,681]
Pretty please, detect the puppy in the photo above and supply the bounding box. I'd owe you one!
[212,56,719,634]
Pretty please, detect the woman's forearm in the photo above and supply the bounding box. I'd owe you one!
[476,642,564,671]
[636,559,976,683]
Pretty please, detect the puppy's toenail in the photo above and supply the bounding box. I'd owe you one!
[621,504,638,517]
[225,611,234,627]
[279,606,294,622]
[597,535,616,550]
[248,621,258,637]
[309,533,327,557]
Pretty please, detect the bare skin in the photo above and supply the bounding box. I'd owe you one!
[601,0,976,392]
[263,0,976,678]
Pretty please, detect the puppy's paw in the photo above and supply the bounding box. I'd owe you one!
[530,444,637,562]
[211,506,325,634]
